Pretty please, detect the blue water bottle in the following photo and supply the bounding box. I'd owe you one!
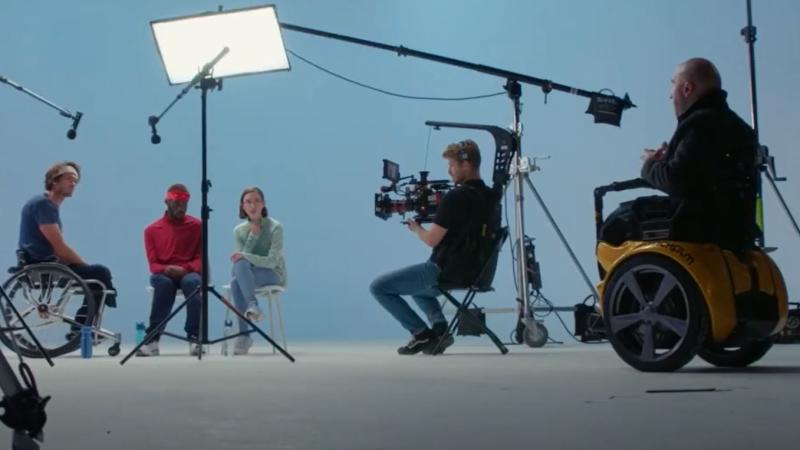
[135,322,146,344]
[80,325,93,359]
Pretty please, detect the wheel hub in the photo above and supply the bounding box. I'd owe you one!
[36,304,50,319]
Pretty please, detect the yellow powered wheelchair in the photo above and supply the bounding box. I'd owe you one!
[594,179,788,372]
[1,251,121,358]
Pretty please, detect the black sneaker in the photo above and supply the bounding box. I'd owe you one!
[424,333,455,355]
[397,329,435,355]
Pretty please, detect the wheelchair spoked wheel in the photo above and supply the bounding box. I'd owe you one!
[697,339,774,368]
[603,254,708,372]
[1,263,96,358]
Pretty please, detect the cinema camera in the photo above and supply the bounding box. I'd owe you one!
[374,159,454,224]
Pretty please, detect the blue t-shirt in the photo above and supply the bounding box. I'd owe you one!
[18,194,61,261]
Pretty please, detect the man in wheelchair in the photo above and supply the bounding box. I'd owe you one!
[370,139,499,355]
[596,58,788,371]
[5,161,119,356]
[602,58,760,250]
[640,57,759,250]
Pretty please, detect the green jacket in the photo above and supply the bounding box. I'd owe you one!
[233,216,287,286]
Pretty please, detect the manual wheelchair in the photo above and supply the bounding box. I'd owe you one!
[1,251,121,358]
[594,179,788,372]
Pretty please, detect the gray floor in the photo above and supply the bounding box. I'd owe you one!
[4,341,799,450]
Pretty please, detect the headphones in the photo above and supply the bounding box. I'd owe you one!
[456,140,471,161]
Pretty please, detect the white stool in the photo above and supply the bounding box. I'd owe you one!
[223,284,287,354]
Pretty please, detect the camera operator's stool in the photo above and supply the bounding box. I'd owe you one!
[145,286,207,354]
[434,228,509,355]
[222,284,287,354]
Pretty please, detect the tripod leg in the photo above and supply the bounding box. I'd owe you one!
[0,286,54,367]
[119,295,191,365]
[524,175,599,300]
[207,287,295,362]
[765,172,800,240]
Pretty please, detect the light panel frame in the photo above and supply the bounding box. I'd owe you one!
[151,4,290,85]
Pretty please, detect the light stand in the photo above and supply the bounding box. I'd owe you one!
[0,74,83,139]
[281,22,631,342]
[121,50,293,364]
[121,5,293,363]
[741,0,800,245]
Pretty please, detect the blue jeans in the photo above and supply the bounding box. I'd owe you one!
[69,263,116,307]
[230,259,282,332]
[147,272,202,341]
[369,260,445,335]
[69,263,116,328]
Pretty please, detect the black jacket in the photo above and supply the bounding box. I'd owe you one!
[641,90,758,250]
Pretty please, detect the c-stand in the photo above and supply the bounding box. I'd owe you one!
[425,120,600,344]
[740,0,800,245]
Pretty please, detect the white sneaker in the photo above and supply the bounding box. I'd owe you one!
[245,302,264,322]
[233,336,254,355]
[135,341,159,357]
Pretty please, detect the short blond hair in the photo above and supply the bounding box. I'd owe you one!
[44,161,81,190]
[442,139,481,167]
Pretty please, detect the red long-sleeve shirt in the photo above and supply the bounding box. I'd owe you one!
[144,214,202,274]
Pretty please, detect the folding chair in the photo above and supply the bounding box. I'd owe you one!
[434,227,509,355]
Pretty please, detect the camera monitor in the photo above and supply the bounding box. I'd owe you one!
[382,159,400,183]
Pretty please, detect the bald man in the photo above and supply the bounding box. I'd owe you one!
[640,58,758,251]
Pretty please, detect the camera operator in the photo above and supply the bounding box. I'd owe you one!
[370,139,496,355]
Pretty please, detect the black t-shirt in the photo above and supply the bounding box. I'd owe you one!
[430,179,492,266]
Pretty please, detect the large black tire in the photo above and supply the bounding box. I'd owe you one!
[603,253,708,372]
[697,339,774,368]
[1,263,96,358]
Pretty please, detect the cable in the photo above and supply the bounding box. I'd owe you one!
[534,290,605,344]
[286,49,507,101]
[530,290,554,319]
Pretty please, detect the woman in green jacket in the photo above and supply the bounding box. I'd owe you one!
[229,186,287,354]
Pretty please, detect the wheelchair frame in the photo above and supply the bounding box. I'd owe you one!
[2,259,121,358]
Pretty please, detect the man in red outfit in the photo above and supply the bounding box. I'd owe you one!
[138,184,202,356]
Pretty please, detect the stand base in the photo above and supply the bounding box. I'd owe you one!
[120,286,294,364]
